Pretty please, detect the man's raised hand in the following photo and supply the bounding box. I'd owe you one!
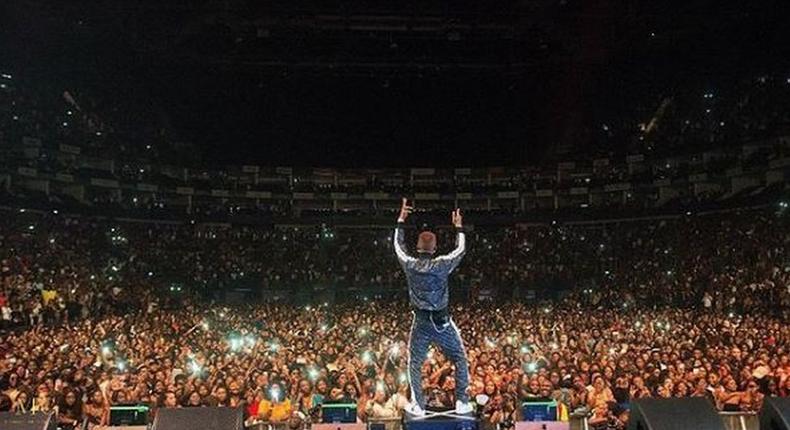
[452,208,463,228]
[398,198,413,223]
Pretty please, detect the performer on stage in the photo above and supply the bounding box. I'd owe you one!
[394,198,472,416]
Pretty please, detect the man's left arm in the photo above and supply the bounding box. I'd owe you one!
[394,198,416,267]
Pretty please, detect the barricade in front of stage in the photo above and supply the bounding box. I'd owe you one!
[240,411,761,430]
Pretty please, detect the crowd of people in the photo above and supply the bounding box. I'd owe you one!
[3,69,790,223]
[0,206,788,429]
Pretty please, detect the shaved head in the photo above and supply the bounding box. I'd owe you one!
[417,231,437,254]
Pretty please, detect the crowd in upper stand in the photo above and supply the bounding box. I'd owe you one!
[591,75,790,159]
[2,70,789,215]
[1,207,788,429]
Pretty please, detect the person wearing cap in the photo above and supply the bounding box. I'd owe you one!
[394,198,471,416]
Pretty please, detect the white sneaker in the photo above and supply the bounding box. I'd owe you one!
[455,400,473,415]
[406,402,426,416]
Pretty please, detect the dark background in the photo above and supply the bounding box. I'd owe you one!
[1,0,788,167]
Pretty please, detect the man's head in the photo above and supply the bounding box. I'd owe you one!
[417,231,437,254]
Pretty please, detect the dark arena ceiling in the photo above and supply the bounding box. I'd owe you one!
[2,0,789,167]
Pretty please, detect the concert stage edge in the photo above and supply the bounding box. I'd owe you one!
[404,417,571,430]
[404,417,478,430]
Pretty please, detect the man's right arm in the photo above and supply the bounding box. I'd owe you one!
[436,208,466,273]
[435,228,466,273]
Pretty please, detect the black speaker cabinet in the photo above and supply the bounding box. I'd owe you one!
[628,398,725,430]
[152,406,243,430]
[0,412,57,430]
[760,397,790,430]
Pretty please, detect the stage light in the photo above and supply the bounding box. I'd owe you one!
[362,351,373,364]
[520,345,530,354]
[308,367,319,381]
[101,345,112,356]
[117,361,127,371]
[526,362,537,372]
[399,372,408,383]
[189,361,202,374]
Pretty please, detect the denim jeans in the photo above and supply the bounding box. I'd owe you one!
[408,311,470,408]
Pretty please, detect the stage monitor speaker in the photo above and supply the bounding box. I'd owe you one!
[405,417,478,430]
[760,397,790,430]
[152,407,243,430]
[515,422,569,430]
[313,423,367,430]
[0,412,57,430]
[628,398,725,430]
